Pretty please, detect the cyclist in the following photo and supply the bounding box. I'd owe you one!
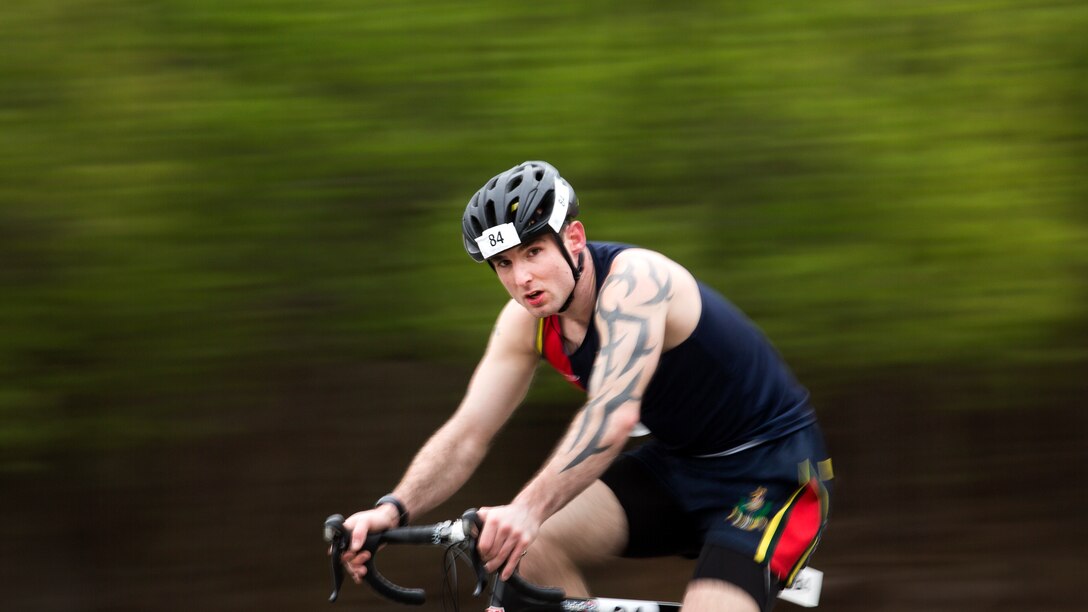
[340,161,832,612]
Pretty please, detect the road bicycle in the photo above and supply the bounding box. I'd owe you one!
[324,510,822,611]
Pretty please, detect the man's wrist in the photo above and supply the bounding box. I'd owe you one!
[374,494,410,527]
[511,488,552,526]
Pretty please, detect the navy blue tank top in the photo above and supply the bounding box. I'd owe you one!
[538,242,815,456]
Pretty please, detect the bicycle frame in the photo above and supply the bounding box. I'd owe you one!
[491,578,682,612]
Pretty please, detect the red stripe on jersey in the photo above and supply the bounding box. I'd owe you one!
[538,316,585,391]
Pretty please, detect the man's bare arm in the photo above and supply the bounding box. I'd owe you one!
[391,299,539,516]
[341,300,538,578]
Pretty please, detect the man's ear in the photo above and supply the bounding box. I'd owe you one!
[564,221,587,254]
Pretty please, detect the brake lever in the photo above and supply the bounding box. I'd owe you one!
[461,509,488,597]
[459,509,565,605]
[324,514,349,602]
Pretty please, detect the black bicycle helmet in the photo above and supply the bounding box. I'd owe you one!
[462,161,579,263]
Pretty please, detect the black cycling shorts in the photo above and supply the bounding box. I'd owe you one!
[599,425,832,610]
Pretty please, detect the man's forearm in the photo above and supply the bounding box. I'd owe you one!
[391,424,488,519]
[511,401,638,523]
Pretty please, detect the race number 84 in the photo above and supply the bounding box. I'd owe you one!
[476,222,522,259]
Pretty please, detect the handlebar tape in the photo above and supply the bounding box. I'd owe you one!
[359,531,428,605]
[326,515,428,606]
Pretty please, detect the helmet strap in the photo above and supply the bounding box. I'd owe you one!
[554,233,584,313]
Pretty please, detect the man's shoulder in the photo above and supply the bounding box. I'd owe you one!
[497,298,538,328]
[596,248,685,297]
[605,245,685,276]
[596,246,702,336]
[490,299,541,354]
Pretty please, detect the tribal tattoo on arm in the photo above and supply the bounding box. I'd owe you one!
[561,256,674,472]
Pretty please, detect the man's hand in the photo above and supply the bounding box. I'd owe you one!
[476,504,542,581]
[335,505,400,584]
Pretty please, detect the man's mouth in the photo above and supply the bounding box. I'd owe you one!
[526,290,544,304]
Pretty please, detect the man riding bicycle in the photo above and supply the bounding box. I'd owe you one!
[340,161,832,612]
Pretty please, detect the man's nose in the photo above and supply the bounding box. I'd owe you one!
[513,261,533,285]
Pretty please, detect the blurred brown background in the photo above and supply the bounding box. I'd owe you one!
[2,1,1086,610]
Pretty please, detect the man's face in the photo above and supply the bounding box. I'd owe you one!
[489,227,580,317]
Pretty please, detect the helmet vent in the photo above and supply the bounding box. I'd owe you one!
[508,175,523,190]
[527,197,548,228]
[534,168,545,181]
[537,191,554,218]
[484,200,498,228]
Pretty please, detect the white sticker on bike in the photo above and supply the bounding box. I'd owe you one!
[777,567,822,608]
[476,222,521,259]
[594,598,659,612]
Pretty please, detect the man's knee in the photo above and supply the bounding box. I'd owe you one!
[691,545,775,612]
[513,482,625,593]
[683,578,761,612]
[535,480,628,563]
[517,514,595,598]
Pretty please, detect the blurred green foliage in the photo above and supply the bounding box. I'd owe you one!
[2,1,1086,454]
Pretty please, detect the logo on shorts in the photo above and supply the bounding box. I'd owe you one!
[727,486,772,532]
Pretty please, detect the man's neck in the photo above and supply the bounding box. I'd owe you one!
[558,248,596,326]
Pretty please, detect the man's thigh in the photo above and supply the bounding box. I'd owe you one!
[536,480,628,565]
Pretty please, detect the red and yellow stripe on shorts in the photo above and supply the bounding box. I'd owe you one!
[755,459,832,586]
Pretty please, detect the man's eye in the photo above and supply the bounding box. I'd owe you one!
[528,247,542,256]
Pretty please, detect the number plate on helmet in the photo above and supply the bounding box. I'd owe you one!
[476,222,522,259]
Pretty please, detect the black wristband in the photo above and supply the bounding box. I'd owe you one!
[375,494,409,527]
